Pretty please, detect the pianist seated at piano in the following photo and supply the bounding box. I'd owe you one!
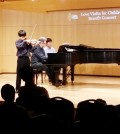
[43,37,63,85]
[44,38,56,55]
[31,37,53,83]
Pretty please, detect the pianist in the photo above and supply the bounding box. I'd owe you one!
[44,38,56,55]
[44,38,62,86]
[31,37,53,82]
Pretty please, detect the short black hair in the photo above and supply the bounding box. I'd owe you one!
[46,38,52,43]
[1,84,15,102]
[18,30,26,37]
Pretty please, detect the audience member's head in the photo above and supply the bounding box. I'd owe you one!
[1,84,15,103]
[96,98,107,105]
[19,66,34,83]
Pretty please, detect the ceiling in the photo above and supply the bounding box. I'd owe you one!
[0,0,120,12]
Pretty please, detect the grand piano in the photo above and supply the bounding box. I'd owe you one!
[46,44,120,86]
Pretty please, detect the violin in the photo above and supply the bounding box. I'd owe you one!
[26,39,40,45]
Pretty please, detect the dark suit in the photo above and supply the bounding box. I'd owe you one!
[31,45,52,82]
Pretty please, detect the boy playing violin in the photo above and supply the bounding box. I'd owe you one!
[15,30,32,93]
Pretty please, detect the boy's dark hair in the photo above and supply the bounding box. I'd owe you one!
[19,66,34,82]
[18,30,26,37]
[46,38,52,43]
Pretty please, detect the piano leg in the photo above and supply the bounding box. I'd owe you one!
[62,67,67,85]
[70,65,74,85]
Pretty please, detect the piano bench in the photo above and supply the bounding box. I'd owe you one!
[33,69,44,85]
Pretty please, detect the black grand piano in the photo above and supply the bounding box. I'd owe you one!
[46,44,120,86]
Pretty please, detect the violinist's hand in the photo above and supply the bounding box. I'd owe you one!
[31,40,41,46]
[27,39,39,46]
[26,39,31,44]
[36,40,41,45]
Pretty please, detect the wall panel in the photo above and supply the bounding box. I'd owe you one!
[0,10,3,73]
[1,9,120,76]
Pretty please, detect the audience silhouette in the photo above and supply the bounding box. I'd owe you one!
[0,73,120,133]
[16,66,50,116]
[0,84,29,133]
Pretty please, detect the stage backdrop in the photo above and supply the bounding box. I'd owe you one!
[0,10,3,73]
[0,8,120,76]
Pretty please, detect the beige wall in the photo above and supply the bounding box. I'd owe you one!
[1,9,120,75]
[0,10,3,73]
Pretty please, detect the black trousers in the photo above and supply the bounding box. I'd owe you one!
[44,65,61,85]
[31,62,53,82]
[16,56,30,91]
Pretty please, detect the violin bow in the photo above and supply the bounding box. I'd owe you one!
[29,24,37,42]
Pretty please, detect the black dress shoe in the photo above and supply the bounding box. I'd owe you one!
[58,79,63,84]
[52,80,63,87]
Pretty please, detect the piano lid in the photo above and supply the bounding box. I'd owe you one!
[58,44,79,53]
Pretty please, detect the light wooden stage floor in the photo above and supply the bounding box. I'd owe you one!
[0,74,120,108]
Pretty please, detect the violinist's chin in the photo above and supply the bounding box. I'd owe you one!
[20,36,26,40]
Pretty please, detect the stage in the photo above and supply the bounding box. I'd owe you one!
[0,74,120,108]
